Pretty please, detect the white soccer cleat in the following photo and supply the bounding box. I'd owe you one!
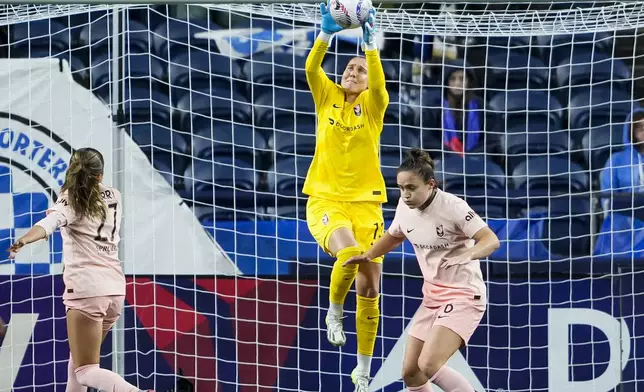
[325,312,347,346]
[351,368,370,392]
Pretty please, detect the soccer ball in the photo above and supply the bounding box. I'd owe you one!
[329,0,373,30]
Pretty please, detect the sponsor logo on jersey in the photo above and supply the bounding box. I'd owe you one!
[412,242,449,251]
[327,118,365,132]
[465,210,477,222]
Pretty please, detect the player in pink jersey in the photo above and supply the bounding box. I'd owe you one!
[8,148,152,392]
[345,149,500,392]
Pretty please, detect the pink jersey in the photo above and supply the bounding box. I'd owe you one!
[37,183,125,300]
[388,189,488,307]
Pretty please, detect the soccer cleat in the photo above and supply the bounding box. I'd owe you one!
[325,312,347,346]
[351,368,370,392]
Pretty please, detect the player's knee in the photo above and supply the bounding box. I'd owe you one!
[418,354,445,379]
[401,363,423,385]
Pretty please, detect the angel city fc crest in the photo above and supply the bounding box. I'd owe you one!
[354,104,362,117]
[436,224,445,237]
[322,214,329,226]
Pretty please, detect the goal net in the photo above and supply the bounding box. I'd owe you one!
[0,1,644,391]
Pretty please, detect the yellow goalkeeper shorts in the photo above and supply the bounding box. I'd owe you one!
[306,196,385,263]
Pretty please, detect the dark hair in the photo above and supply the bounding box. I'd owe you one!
[398,148,435,182]
[632,112,644,141]
[60,148,105,220]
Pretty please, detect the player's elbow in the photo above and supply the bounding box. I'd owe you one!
[487,232,501,254]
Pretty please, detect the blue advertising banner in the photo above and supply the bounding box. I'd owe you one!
[1,273,643,391]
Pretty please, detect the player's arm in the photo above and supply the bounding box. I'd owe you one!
[306,1,343,106]
[344,209,406,265]
[7,211,67,258]
[362,10,389,118]
[461,226,500,261]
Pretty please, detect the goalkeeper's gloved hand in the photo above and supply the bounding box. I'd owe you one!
[362,8,377,48]
[320,0,344,35]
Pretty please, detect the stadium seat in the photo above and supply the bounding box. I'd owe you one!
[9,19,70,57]
[266,156,313,198]
[503,121,570,169]
[582,124,625,176]
[123,53,166,90]
[487,90,563,131]
[130,124,190,155]
[152,18,220,58]
[266,205,306,220]
[380,125,421,153]
[148,151,188,189]
[381,59,413,91]
[511,156,588,193]
[420,129,443,154]
[386,92,418,126]
[192,123,267,164]
[270,124,317,157]
[78,16,113,56]
[435,155,506,192]
[184,157,258,205]
[89,53,112,100]
[485,52,549,90]
[194,205,260,222]
[568,87,636,130]
[555,51,631,88]
[536,31,614,66]
[176,90,252,133]
[254,91,316,129]
[241,52,307,97]
[169,51,243,104]
[380,153,403,189]
[123,19,153,53]
[123,87,172,126]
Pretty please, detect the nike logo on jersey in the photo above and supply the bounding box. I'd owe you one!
[367,316,378,320]
[333,104,341,108]
[406,228,414,233]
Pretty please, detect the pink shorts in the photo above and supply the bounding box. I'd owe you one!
[63,295,125,331]
[408,301,485,345]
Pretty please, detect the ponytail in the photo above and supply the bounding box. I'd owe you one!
[398,148,435,182]
[61,148,105,220]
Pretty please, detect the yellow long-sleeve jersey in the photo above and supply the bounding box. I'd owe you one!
[302,38,389,203]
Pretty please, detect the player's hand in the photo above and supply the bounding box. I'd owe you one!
[7,239,25,259]
[440,252,472,269]
[362,8,377,46]
[343,253,372,266]
[320,0,344,34]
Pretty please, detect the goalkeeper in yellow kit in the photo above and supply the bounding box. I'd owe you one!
[303,2,388,390]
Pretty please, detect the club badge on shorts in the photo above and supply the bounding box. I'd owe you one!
[322,214,329,225]
[354,104,362,117]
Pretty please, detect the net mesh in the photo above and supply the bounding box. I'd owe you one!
[0,2,644,392]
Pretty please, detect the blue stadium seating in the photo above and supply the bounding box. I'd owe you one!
[254,91,316,129]
[192,123,267,164]
[568,87,635,131]
[148,151,188,189]
[9,19,70,57]
[380,125,421,153]
[270,124,317,157]
[184,157,257,206]
[582,124,624,176]
[386,92,418,125]
[536,31,614,66]
[486,52,549,91]
[511,156,588,194]
[267,156,313,198]
[123,53,166,90]
[130,124,190,156]
[78,16,112,56]
[488,90,563,131]
[152,18,219,58]
[169,51,243,103]
[435,155,505,192]
[123,20,153,53]
[175,89,252,132]
[124,87,172,126]
[241,52,307,98]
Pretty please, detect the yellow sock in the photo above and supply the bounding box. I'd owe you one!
[356,294,380,357]
[328,246,361,307]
